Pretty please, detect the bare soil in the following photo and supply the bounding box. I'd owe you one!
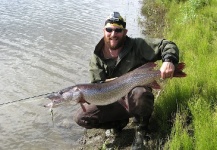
[73,117,166,150]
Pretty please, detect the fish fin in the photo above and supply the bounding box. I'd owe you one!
[74,88,87,103]
[80,103,86,112]
[173,62,187,77]
[149,80,161,89]
[118,97,129,110]
[77,97,86,103]
[136,62,157,71]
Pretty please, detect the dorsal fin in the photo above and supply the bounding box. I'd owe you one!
[136,62,157,71]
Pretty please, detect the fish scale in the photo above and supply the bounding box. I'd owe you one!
[78,72,160,105]
[45,62,186,108]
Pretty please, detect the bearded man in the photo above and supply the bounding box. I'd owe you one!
[74,12,179,147]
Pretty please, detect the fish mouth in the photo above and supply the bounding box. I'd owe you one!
[44,93,64,108]
[44,102,53,108]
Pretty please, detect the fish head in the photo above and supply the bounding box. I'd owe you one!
[62,87,82,104]
[61,86,82,105]
[44,86,82,108]
[44,93,64,108]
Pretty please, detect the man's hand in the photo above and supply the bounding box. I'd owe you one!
[160,62,175,79]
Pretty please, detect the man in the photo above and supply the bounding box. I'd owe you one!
[74,12,179,140]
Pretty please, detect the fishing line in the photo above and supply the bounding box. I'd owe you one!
[0,91,56,106]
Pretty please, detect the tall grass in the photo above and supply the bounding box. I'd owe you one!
[142,0,217,149]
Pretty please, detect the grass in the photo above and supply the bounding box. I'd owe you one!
[142,0,217,149]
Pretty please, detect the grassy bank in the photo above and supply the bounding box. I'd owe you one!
[142,0,217,149]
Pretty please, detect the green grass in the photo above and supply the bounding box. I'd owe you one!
[142,0,217,149]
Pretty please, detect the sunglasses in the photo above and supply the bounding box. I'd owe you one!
[105,28,123,33]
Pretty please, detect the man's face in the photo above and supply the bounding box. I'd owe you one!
[103,24,128,50]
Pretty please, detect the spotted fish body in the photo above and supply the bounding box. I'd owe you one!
[45,62,186,107]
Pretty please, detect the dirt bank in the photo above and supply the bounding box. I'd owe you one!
[74,113,166,150]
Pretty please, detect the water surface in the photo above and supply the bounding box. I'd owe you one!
[0,0,144,149]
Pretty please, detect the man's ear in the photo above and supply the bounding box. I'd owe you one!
[124,29,128,35]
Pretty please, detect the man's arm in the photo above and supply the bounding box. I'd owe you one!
[137,38,179,64]
[89,54,107,83]
[139,38,179,79]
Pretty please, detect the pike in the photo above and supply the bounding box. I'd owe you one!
[44,62,186,109]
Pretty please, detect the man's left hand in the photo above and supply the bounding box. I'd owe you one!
[160,62,175,79]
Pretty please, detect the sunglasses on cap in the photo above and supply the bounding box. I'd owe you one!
[105,28,123,33]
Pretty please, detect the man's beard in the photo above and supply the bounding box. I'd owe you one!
[104,36,125,50]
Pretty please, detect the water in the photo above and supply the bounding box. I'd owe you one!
[0,0,144,149]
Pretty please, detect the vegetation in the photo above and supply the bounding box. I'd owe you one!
[142,0,217,149]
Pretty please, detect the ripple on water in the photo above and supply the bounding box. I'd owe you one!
[0,0,143,149]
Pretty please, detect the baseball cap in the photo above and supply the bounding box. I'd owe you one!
[104,12,126,28]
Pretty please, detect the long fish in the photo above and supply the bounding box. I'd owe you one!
[44,62,186,108]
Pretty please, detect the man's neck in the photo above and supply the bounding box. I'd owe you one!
[103,45,123,59]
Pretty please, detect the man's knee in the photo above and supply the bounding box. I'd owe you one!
[131,86,152,96]
[74,108,129,130]
[73,105,100,129]
[130,86,154,102]
[128,86,154,116]
[73,103,130,129]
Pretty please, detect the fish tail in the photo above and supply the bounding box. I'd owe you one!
[173,62,187,77]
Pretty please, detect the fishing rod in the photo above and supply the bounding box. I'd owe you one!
[0,91,56,106]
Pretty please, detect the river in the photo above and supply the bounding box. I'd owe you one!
[0,0,144,149]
